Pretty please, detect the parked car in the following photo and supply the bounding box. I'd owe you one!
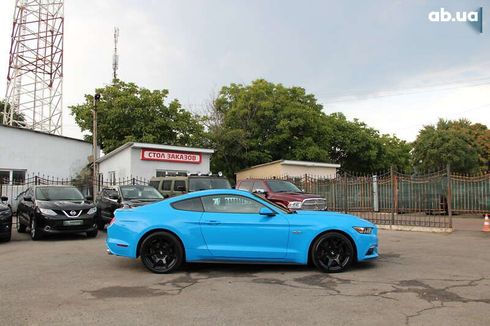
[236,179,327,211]
[106,189,378,274]
[0,196,13,242]
[96,185,164,230]
[149,173,231,198]
[17,185,98,240]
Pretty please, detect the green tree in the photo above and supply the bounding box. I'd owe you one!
[207,79,412,177]
[412,119,489,173]
[323,113,411,173]
[70,80,206,153]
[208,79,331,177]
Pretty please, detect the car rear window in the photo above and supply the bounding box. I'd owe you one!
[171,197,203,212]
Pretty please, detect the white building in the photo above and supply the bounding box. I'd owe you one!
[97,142,214,182]
[0,124,93,183]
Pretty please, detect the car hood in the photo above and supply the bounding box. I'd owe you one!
[36,200,95,210]
[268,192,323,201]
[291,210,375,227]
[122,198,163,207]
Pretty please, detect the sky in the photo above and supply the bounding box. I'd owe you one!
[0,0,488,142]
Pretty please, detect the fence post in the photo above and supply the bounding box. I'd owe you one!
[343,173,348,213]
[35,175,39,185]
[0,176,3,197]
[447,164,453,229]
[390,166,395,226]
[132,177,136,185]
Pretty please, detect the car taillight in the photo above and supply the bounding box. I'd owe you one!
[108,217,116,227]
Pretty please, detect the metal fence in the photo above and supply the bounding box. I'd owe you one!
[2,168,489,229]
[0,174,150,213]
[278,167,489,229]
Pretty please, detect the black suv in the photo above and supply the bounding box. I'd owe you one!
[0,196,12,242]
[17,185,98,240]
[95,185,164,230]
[149,174,232,198]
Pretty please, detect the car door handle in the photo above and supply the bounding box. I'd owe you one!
[204,220,221,225]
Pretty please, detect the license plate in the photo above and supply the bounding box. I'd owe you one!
[63,220,83,226]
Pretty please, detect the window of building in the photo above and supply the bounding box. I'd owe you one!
[156,170,187,177]
[0,169,26,185]
[108,171,116,185]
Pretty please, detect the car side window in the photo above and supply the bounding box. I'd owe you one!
[162,180,172,191]
[148,180,160,190]
[201,195,265,214]
[171,198,203,212]
[174,180,186,191]
[252,181,267,192]
[237,180,253,191]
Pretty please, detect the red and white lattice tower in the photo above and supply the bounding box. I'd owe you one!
[3,0,64,134]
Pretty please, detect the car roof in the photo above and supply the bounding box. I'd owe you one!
[167,188,252,201]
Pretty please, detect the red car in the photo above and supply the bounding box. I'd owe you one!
[236,179,327,210]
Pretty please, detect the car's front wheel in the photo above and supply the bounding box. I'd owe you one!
[140,231,183,274]
[311,232,354,273]
[30,218,43,241]
[17,216,27,233]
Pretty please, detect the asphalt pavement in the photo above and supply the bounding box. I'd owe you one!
[0,228,489,326]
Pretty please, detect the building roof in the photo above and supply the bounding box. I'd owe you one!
[237,159,341,173]
[97,142,215,163]
[0,124,91,144]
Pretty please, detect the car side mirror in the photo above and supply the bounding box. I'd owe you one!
[259,207,276,217]
[23,196,32,202]
[254,188,267,195]
[1,196,8,202]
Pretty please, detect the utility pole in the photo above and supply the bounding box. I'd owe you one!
[92,93,101,198]
[112,27,119,81]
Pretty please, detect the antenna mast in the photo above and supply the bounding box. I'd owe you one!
[112,27,119,81]
[3,0,64,135]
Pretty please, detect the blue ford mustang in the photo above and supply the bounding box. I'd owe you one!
[106,189,378,273]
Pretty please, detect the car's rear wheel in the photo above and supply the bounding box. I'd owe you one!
[311,232,354,273]
[17,216,27,233]
[30,218,43,241]
[140,231,183,274]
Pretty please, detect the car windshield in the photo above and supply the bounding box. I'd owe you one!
[120,186,163,200]
[252,193,293,214]
[35,187,85,201]
[189,178,232,192]
[266,180,302,193]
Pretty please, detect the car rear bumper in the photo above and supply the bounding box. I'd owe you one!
[0,221,12,237]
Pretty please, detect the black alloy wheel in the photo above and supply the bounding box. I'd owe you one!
[17,216,27,233]
[312,232,354,273]
[140,232,183,274]
[30,217,42,241]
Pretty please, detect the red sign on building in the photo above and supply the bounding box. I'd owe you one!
[140,149,202,164]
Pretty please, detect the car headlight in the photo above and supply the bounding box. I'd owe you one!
[39,208,57,216]
[287,201,302,209]
[87,207,97,215]
[353,226,373,234]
